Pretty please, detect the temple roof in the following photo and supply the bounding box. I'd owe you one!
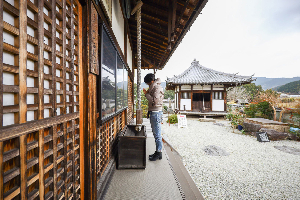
[166,59,254,86]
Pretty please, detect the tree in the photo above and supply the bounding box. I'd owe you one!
[227,86,251,103]
[242,83,263,102]
[164,89,174,100]
[255,89,280,121]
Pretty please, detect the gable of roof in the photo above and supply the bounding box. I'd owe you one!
[166,59,254,85]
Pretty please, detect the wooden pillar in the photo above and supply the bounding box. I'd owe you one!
[19,0,28,199]
[0,0,3,127]
[0,142,3,200]
[178,85,181,111]
[124,20,128,63]
[51,0,58,198]
[224,85,227,111]
[210,85,213,111]
[81,1,89,199]
[191,85,193,111]
[37,0,45,199]
[132,1,144,128]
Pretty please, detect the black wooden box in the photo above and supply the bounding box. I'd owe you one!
[117,125,147,169]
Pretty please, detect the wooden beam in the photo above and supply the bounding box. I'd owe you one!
[129,19,168,36]
[51,0,58,198]
[132,38,165,53]
[0,142,3,200]
[129,23,167,40]
[191,85,193,111]
[210,85,213,112]
[78,1,85,199]
[131,0,143,15]
[141,13,168,25]
[0,0,3,128]
[131,34,167,49]
[38,1,45,199]
[143,1,181,16]
[19,1,28,199]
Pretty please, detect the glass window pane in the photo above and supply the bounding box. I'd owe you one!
[117,56,124,111]
[181,92,191,99]
[101,30,116,118]
[124,69,128,107]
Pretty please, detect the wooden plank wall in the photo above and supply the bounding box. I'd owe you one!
[0,0,82,199]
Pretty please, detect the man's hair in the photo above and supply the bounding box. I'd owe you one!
[144,73,155,83]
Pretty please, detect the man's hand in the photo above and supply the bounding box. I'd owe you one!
[143,88,148,95]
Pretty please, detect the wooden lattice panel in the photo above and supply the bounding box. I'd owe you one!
[96,110,127,177]
[0,0,82,199]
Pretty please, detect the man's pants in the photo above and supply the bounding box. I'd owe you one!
[150,111,163,152]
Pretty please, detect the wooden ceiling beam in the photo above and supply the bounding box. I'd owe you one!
[142,55,157,67]
[142,18,168,32]
[177,0,195,10]
[129,20,167,37]
[135,41,165,53]
[129,23,167,39]
[143,1,182,16]
[141,13,168,26]
[131,34,167,49]
[141,48,164,58]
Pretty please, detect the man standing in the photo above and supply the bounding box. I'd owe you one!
[143,73,164,161]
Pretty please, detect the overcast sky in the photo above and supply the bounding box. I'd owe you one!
[138,0,300,82]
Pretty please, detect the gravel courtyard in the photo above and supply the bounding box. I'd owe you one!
[162,117,300,200]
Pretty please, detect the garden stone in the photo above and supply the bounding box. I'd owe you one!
[203,145,229,156]
[274,146,300,155]
[287,133,300,141]
[243,122,261,132]
[259,128,289,141]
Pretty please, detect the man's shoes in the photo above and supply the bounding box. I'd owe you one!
[149,151,162,161]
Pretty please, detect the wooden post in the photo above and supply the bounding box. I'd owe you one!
[178,85,181,111]
[224,87,227,111]
[38,1,45,198]
[51,0,58,198]
[0,142,3,200]
[19,0,28,199]
[191,85,193,111]
[210,85,213,112]
[0,0,3,127]
[80,2,89,200]
[131,1,143,129]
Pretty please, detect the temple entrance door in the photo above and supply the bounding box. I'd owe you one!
[193,93,201,111]
[192,93,211,112]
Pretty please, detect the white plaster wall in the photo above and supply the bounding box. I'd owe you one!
[212,99,225,111]
[127,34,132,71]
[181,85,191,90]
[3,113,14,126]
[112,0,124,54]
[213,84,224,90]
[180,99,191,110]
[193,85,211,90]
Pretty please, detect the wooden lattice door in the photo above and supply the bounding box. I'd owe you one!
[1,0,82,199]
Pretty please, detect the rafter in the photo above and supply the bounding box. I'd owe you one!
[131,34,167,49]
[129,22,167,39]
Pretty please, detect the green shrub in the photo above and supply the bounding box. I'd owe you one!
[257,101,273,120]
[244,104,257,118]
[226,113,234,121]
[168,114,178,124]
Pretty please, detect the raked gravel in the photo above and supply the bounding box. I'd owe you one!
[161,117,300,200]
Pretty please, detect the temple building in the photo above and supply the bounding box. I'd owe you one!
[166,59,254,114]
